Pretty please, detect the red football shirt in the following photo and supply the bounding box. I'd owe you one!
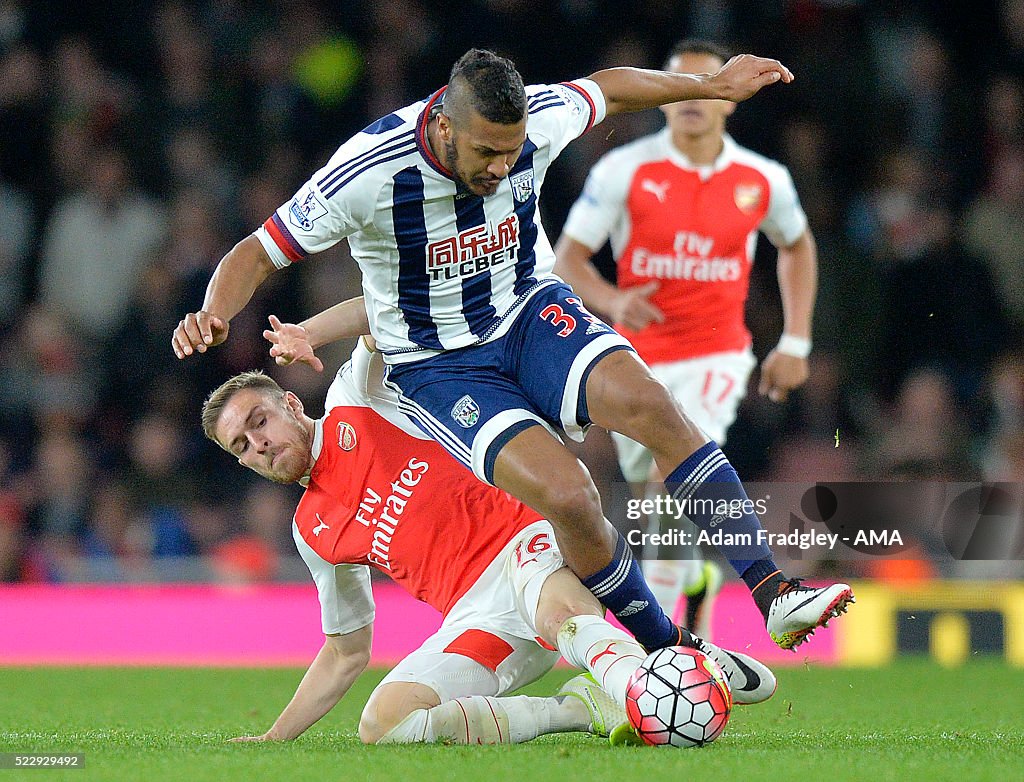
[293,405,542,616]
[563,131,807,365]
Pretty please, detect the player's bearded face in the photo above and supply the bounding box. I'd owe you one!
[216,390,314,485]
[444,112,526,197]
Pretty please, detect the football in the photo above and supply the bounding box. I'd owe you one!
[625,646,732,747]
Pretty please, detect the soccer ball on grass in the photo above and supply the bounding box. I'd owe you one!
[624,646,732,747]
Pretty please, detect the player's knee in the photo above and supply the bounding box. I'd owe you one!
[358,699,392,744]
[535,569,604,644]
[540,601,602,645]
[358,715,382,745]
[539,471,603,531]
[359,682,439,744]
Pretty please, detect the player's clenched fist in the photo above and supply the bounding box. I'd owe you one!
[172,311,229,358]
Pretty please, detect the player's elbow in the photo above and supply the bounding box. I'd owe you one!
[226,234,278,280]
[345,650,371,676]
[781,228,817,264]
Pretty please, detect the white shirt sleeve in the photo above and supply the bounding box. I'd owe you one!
[560,150,630,252]
[526,79,607,161]
[292,521,375,635]
[759,163,808,248]
[255,135,384,269]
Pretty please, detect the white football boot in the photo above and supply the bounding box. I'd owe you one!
[694,640,777,705]
[765,579,855,650]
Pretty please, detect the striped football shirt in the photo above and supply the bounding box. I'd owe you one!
[255,80,606,363]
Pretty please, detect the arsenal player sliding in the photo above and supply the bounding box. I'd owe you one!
[201,330,775,745]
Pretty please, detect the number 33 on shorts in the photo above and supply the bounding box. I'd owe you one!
[539,297,606,338]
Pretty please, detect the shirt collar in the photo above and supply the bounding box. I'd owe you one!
[299,417,325,488]
[415,87,455,180]
[660,128,738,179]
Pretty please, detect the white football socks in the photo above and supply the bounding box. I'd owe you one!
[642,558,707,616]
[555,614,647,704]
[378,694,589,745]
[640,487,706,618]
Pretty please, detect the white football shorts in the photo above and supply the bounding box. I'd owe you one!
[375,520,564,701]
[611,347,757,483]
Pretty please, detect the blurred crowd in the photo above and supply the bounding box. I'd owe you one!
[1,0,1023,584]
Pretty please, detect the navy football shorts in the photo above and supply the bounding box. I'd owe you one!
[384,282,634,485]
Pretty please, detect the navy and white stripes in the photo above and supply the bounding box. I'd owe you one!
[580,533,677,649]
[453,191,497,339]
[584,535,636,600]
[510,139,539,295]
[318,130,417,199]
[667,443,730,504]
[528,89,563,115]
[393,167,444,350]
[663,441,774,576]
[258,79,606,363]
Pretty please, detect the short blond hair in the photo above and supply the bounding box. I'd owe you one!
[201,370,285,445]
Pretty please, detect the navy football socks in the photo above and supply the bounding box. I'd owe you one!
[664,441,783,609]
[581,533,684,650]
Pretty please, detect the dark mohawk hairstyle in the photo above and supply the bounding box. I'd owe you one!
[447,48,527,125]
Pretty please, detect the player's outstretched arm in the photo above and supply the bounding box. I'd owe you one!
[298,296,370,347]
[590,54,793,117]
[230,625,372,742]
[172,235,277,359]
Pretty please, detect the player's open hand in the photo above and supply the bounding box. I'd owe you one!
[263,314,324,373]
[610,281,665,331]
[172,311,229,358]
[708,54,793,103]
[758,349,809,403]
[228,734,272,742]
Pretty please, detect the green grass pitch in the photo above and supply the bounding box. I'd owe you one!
[1,661,1021,781]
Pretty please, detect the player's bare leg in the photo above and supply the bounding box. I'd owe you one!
[585,350,853,650]
[492,426,686,650]
[585,351,705,469]
[492,427,617,576]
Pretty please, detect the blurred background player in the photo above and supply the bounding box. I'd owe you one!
[554,40,818,640]
[204,323,775,745]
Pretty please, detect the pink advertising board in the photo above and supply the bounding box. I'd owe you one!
[0,583,836,666]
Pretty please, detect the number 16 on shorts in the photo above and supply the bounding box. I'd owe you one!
[514,532,552,568]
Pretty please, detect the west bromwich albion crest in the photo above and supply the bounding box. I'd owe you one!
[510,168,534,203]
[451,395,481,428]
